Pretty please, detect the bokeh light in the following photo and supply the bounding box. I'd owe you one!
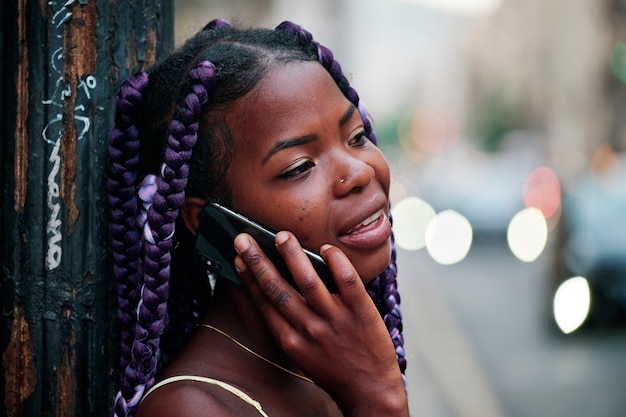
[553,276,591,334]
[507,207,547,262]
[589,145,621,189]
[391,197,437,251]
[410,105,458,154]
[397,104,459,158]
[425,210,473,265]
[523,166,561,218]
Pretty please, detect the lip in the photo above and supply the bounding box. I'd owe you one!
[338,203,392,250]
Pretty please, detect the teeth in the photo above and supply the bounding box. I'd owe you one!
[346,210,382,234]
[360,211,380,228]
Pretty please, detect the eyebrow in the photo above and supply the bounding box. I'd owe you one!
[339,102,357,126]
[262,103,357,165]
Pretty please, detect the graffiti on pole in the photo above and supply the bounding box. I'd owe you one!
[41,0,96,270]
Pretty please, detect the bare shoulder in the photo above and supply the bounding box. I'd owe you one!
[135,377,262,417]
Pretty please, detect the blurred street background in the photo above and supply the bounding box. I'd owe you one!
[175,1,626,416]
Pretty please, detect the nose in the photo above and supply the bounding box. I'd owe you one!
[332,154,375,196]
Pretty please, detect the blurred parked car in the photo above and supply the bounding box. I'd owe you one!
[551,156,626,332]
[417,134,543,239]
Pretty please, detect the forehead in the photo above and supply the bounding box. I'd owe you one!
[223,61,351,156]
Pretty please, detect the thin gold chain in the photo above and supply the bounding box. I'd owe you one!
[197,323,315,384]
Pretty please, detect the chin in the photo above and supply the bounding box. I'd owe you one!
[362,265,389,282]
[359,246,392,282]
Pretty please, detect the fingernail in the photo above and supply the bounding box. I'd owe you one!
[320,244,333,254]
[234,234,251,255]
[275,231,289,246]
[234,256,246,273]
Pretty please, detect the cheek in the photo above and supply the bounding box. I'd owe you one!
[237,196,319,246]
[374,153,391,194]
[274,194,333,250]
[287,199,317,245]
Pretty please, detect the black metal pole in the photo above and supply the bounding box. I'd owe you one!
[1,1,173,416]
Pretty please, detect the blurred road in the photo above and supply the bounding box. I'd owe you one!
[399,240,626,417]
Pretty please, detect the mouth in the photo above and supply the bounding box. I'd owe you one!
[341,209,385,236]
[338,208,392,250]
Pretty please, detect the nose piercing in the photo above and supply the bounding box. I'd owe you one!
[339,178,345,183]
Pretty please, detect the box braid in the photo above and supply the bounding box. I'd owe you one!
[107,19,405,417]
[108,57,221,417]
[107,71,149,400]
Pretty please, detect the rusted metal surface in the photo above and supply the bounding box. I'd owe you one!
[1,307,37,417]
[145,28,158,70]
[13,0,29,212]
[1,1,174,415]
[55,309,77,417]
[60,1,97,233]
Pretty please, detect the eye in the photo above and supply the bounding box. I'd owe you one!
[348,131,369,146]
[277,159,315,179]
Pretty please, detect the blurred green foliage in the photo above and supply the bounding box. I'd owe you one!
[611,41,626,84]
[471,91,521,152]
[372,116,403,148]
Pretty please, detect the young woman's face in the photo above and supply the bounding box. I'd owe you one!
[224,61,392,281]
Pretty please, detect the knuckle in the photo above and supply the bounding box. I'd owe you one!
[278,332,300,355]
[258,273,282,296]
[242,250,263,266]
[297,271,320,292]
[272,289,292,307]
[303,320,330,340]
[253,264,271,280]
[281,241,300,257]
[339,268,360,288]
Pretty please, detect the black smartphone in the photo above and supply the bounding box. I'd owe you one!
[194,202,338,293]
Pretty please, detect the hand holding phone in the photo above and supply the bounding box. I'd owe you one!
[194,203,338,293]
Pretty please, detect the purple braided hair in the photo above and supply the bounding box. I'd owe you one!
[202,17,231,30]
[276,21,407,381]
[106,71,150,396]
[110,61,218,417]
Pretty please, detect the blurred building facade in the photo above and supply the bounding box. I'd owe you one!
[464,0,615,182]
[174,0,623,178]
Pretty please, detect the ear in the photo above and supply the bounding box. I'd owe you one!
[180,196,206,235]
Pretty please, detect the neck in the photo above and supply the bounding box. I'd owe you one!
[201,279,283,360]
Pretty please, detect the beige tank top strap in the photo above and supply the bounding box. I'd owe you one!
[142,375,269,417]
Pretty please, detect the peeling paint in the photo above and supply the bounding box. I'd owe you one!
[14,0,29,212]
[125,13,158,71]
[2,306,37,417]
[55,309,77,417]
[42,0,99,269]
[61,1,97,234]
[125,26,139,71]
[144,28,157,70]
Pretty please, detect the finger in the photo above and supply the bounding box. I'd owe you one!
[318,244,375,312]
[274,231,336,312]
[234,233,309,321]
[234,253,293,334]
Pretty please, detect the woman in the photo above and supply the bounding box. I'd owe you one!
[107,19,408,417]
